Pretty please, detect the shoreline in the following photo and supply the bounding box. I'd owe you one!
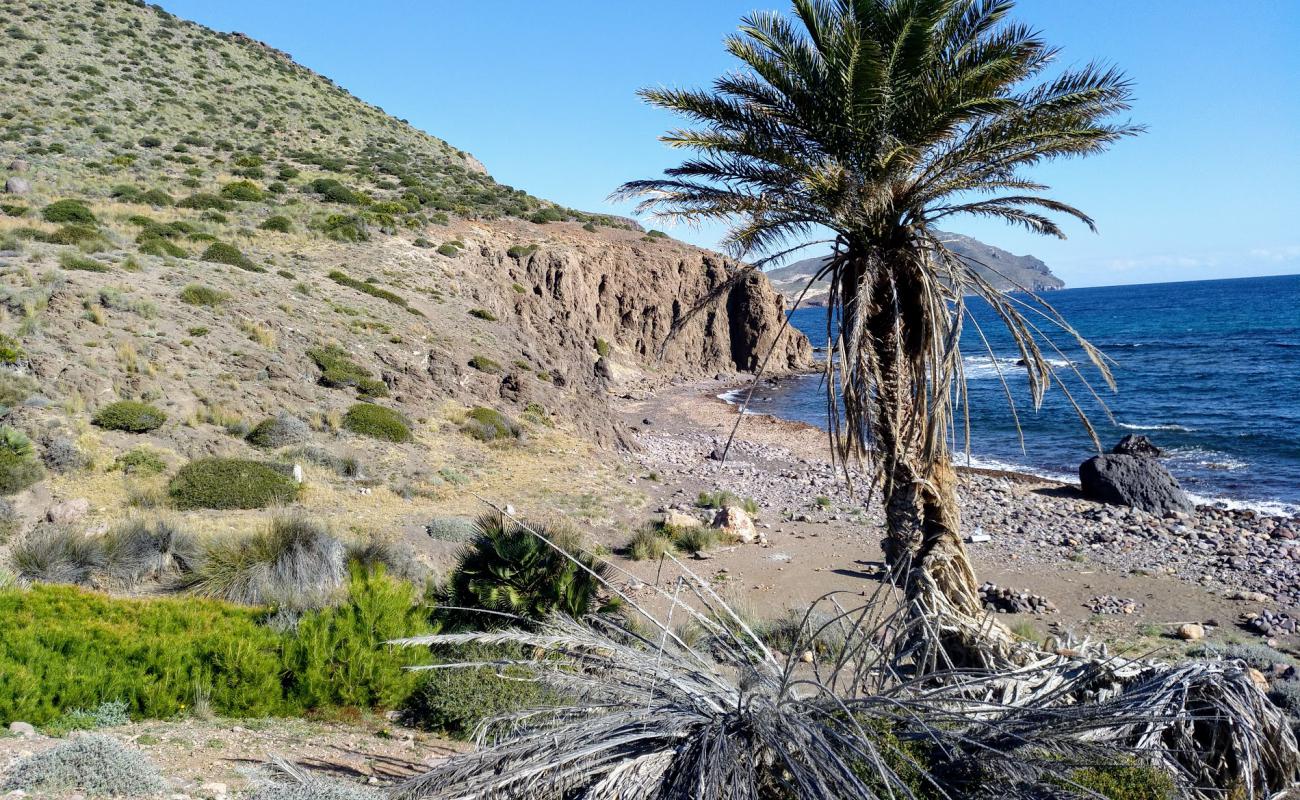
[713,374,1300,518]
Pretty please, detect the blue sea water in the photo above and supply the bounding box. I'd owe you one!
[736,274,1300,513]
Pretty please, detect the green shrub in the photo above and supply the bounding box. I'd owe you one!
[627,527,675,561]
[0,373,37,409]
[436,243,459,257]
[1066,763,1178,800]
[246,413,310,449]
[468,308,497,321]
[201,242,260,271]
[112,447,167,475]
[309,178,367,205]
[595,337,611,357]
[506,244,539,258]
[92,401,167,433]
[318,213,369,242]
[41,199,96,224]
[442,515,607,629]
[138,234,186,257]
[168,458,300,510]
[41,699,131,737]
[59,251,110,272]
[307,345,387,397]
[1,735,166,796]
[138,188,174,207]
[696,490,759,515]
[462,407,520,442]
[646,229,669,239]
[528,207,565,224]
[468,355,501,374]
[138,135,163,148]
[0,426,43,495]
[671,524,725,556]
[179,284,228,307]
[259,215,292,232]
[177,193,234,211]
[42,224,104,246]
[0,203,29,217]
[342,404,412,443]
[0,334,23,364]
[328,270,409,308]
[220,180,264,201]
[400,652,548,740]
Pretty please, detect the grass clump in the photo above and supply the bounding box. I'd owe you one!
[307,345,388,398]
[9,525,103,585]
[343,403,413,443]
[260,215,292,232]
[462,407,520,442]
[92,400,167,433]
[168,458,300,510]
[696,489,760,515]
[468,354,501,374]
[328,270,410,309]
[60,251,110,272]
[0,425,44,494]
[185,517,344,610]
[179,283,229,307]
[506,244,539,259]
[41,198,96,224]
[0,735,166,796]
[627,527,675,561]
[102,518,198,587]
[201,241,261,271]
[468,308,497,321]
[0,333,23,364]
[112,446,167,475]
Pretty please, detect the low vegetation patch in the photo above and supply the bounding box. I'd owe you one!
[462,407,521,442]
[0,426,43,495]
[328,270,411,309]
[468,308,497,321]
[0,334,23,365]
[307,345,388,398]
[92,401,167,433]
[342,403,413,443]
[220,180,264,201]
[696,489,760,515]
[167,457,300,510]
[201,242,261,271]
[59,252,110,272]
[179,283,228,307]
[246,413,310,449]
[41,199,96,225]
[1,735,165,796]
[506,244,539,259]
[468,354,501,374]
[259,215,292,232]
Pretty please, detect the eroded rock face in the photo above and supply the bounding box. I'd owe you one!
[1079,454,1194,516]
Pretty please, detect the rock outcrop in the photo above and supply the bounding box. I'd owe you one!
[1079,453,1194,516]
[1112,434,1162,457]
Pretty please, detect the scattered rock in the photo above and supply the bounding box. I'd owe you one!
[663,510,700,530]
[1176,623,1205,641]
[1085,595,1140,615]
[1245,609,1298,638]
[712,505,757,544]
[1078,454,1194,515]
[45,498,91,524]
[979,582,1057,614]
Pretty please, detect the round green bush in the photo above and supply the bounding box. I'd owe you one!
[41,199,96,225]
[168,458,300,510]
[92,401,167,433]
[259,215,292,233]
[342,404,412,443]
[462,407,519,442]
[400,654,549,739]
[179,284,228,307]
[200,242,258,271]
[220,180,264,202]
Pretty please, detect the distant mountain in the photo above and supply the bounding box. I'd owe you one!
[766,231,1064,307]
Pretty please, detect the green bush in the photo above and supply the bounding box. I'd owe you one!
[506,244,539,259]
[400,652,548,740]
[436,243,459,257]
[138,135,163,148]
[468,355,501,374]
[246,413,310,449]
[42,224,104,247]
[41,199,96,224]
[177,193,234,211]
[179,284,228,307]
[112,447,167,475]
[309,178,367,205]
[595,337,611,357]
[342,404,412,443]
[627,527,675,561]
[92,401,167,433]
[0,373,37,410]
[201,241,259,271]
[307,345,387,398]
[318,213,369,242]
[168,458,300,510]
[0,426,43,495]
[462,407,520,442]
[59,252,110,272]
[328,270,409,308]
[220,180,264,201]
[1066,763,1178,800]
[442,515,607,629]
[646,229,669,239]
[259,215,292,232]
[138,188,174,207]
[528,207,565,224]
[468,308,497,321]
[0,334,23,364]
[696,490,759,515]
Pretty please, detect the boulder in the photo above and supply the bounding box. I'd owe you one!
[46,497,91,524]
[1078,454,1193,515]
[1112,434,1162,457]
[8,158,28,173]
[8,721,36,737]
[593,357,613,380]
[663,510,701,530]
[1176,623,1205,641]
[712,505,757,544]
[4,177,31,195]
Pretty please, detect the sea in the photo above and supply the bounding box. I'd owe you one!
[728,273,1300,515]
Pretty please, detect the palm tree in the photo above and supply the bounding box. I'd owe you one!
[616,0,1139,652]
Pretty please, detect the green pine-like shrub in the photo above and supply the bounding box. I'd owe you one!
[92,401,167,433]
[400,649,549,740]
[41,199,96,224]
[342,404,412,443]
[168,458,300,510]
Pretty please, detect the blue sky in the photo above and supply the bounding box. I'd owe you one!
[161,1,1300,288]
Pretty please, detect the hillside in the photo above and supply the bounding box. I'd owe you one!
[767,232,1064,307]
[0,0,810,556]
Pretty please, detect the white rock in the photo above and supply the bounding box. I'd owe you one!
[7,721,36,737]
[663,510,701,530]
[291,464,305,484]
[712,506,757,544]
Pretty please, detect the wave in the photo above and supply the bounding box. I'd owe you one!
[1116,422,1196,432]
[1269,341,1300,349]
[1165,446,1249,472]
[961,355,1071,380]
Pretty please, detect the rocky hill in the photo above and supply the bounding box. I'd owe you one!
[766,231,1064,307]
[0,0,809,548]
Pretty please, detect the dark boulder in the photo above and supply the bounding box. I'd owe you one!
[1079,454,1193,515]
[1112,434,1162,457]
[593,357,613,380]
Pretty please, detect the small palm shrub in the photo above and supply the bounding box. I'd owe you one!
[259,215,292,232]
[246,412,310,449]
[9,525,104,585]
[0,425,43,494]
[179,283,228,306]
[343,403,412,442]
[92,400,167,432]
[201,241,260,271]
[220,180,264,201]
[462,407,520,442]
[0,735,166,796]
[41,198,96,224]
[307,344,387,397]
[168,458,300,509]
[441,515,607,629]
[102,518,198,586]
[185,517,345,610]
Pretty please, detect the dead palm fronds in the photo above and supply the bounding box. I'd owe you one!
[391,517,1299,800]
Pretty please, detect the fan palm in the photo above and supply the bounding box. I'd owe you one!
[616,0,1140,645]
